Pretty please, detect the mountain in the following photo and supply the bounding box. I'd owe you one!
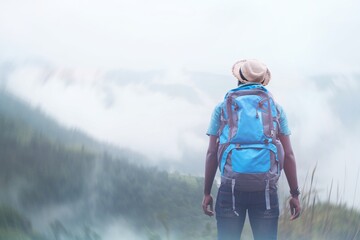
[0,60,237,176]
[1,80,359,240]
[0,90,216,240]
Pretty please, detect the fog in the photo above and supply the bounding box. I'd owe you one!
[2,62,359,208]
[1,0,360,238]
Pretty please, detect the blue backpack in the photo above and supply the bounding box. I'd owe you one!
[217,83,284,211]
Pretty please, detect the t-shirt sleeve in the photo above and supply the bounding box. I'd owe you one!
[276,104,291,136]
[206,103,222,136]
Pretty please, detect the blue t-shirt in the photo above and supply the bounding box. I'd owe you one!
[206,101,291,137]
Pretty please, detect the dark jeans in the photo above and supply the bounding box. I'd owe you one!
[215,183,279,240]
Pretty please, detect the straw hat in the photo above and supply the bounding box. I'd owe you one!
[232,59,271,86]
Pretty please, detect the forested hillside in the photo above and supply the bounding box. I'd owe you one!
[1,89,359,240]
[0,90,216,240]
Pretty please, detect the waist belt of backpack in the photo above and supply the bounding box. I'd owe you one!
[221,176,272,210]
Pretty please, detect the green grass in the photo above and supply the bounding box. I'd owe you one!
[278,166,360,240]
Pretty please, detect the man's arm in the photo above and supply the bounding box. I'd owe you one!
[280,134,301,220]
[202,135,219,216]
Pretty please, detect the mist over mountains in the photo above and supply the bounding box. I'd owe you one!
[1,60,359,209]
[0,89,216,240]
[0,60,235,174]
[1,0,360,238]
[1,59,360,240]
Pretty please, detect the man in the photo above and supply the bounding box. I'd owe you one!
[202,59,301,240]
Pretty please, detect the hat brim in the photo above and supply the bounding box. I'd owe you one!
[232,60,246,83]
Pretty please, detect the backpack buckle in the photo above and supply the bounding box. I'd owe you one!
[270,130,275,137]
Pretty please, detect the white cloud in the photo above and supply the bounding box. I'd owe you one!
[5,64,214,162]
[1,0,359,73]
[3,61,360,209]
[1,0,360,208]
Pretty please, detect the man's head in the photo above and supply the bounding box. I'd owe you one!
[232,59,271,86]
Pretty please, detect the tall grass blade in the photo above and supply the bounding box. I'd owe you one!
[352,166,360,211]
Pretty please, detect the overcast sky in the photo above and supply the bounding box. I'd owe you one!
[1,0,360,74]
[1,0,360,209]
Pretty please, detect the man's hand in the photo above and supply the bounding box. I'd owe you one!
[202,194,214,216]
[289,197,301,220]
